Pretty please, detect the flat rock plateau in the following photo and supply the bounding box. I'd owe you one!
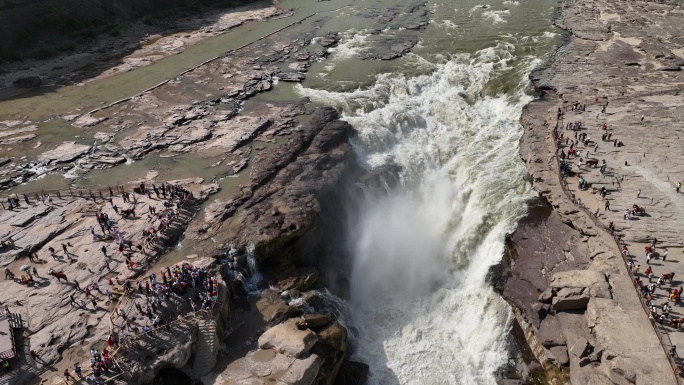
[493,0,684,384]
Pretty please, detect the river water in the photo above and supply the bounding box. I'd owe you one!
[295,0,562,383]
[1,0,562,383]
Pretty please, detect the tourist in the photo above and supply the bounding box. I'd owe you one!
[73,363,82,377]
[678,182,681,193]
[63,368,74,382]
[663,248,668,261]
[637,189,641,198]
[605,200,610,211]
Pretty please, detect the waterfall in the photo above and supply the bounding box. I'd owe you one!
[297,45,540,384]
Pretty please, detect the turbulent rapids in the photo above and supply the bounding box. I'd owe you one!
[297,5,560,383]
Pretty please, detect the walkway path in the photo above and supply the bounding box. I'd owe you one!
[523,0,684,382]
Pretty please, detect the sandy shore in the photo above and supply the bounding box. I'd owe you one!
[502,0,684,383]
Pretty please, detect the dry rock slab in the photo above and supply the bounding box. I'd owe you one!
[211,349,322,385]
[259,318,319,358]
[550,270,612,310]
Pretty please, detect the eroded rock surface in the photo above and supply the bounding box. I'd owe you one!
[496,0,684,383]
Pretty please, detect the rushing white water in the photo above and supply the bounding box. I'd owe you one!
[297,38,539,383]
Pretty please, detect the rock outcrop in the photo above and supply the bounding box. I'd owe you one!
[495,0,684,383]
[259,318,319,358]
[549,270,611,310]
[189,107,355,266]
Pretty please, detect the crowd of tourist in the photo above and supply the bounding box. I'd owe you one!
[555,100,684,363]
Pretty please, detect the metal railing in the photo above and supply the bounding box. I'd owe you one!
[551,110,682,382]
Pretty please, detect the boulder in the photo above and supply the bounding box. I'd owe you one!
[569,337,592,358]
[215,349,322,385]
[550,270,609,292]
[550,345,570,367]
[298,314,332,329]
[278,353,322,385]
[13,76,42,88]
[538,315,565,347]
[538,288,553,303]
[316,321,347,353]
[550,270,611,310]
[259,318,319,358]
[552,287,590,311]
[278,72,306,82]
[276,267,319,292]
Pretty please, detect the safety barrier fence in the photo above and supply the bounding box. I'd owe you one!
[0,185,129,210]
[552,111,682,383]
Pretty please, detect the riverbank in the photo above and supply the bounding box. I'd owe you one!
[500,0,684,383]
[0,1,287,98]
[0,0,440,382]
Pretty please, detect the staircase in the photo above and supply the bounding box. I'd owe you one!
[192,318,219,377]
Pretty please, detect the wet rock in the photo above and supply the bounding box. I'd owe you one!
[38,141,91,164]
[13,76,42,88]
[0,158,10,167]
[298,314,332,329]
[275,267,319,292]
[319,32,340,48]
[72,115,107,128]
[278,72,306,82]
[334,361,369,385]
[258,318,319,358]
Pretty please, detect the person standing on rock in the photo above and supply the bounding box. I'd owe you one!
[73,363,82,377]
[663,248,669,261]
[677,182,681,193]
[605,200,610,211]
[73,279,81,291]
[637,189,641,198]
[101,245,107,258]
[63,368,74,382]
[22,194,29,205]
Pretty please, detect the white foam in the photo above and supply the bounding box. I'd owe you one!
[483,9,510,24]
[298,41,538,384]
